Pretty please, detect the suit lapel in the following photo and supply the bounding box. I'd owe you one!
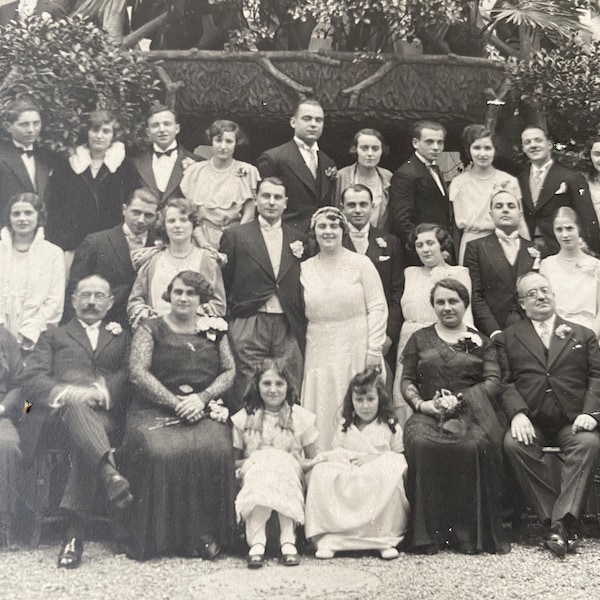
[516,238,535,275]
[482,235,514,290]
[35,156,50,198]
[107,226,133,273]
[2,145,35,191]
[518,168,535,213]
[242,221,276,279]
[514,320,547,366]
[366,230,382,264]
[547,317,573,369]
[287,141,317,196]
[133,152,157,191]
[64,319,94,358]
[162,149,186,200]
[94,324,114,358]
[277,226,298,282]
[535,163,562,211]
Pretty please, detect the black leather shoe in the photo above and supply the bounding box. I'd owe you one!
[567,532,581,553]
[57,537,83,569]
[546,523,567,558]
[197,536,221,561]
[104,474,133,510]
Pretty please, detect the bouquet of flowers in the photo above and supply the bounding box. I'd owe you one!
[434,388,466,435]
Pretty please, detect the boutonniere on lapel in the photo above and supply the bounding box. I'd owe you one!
[236,166,249,178]
[555,181,568,194]
[289,240,304,259]
[195,316,228,342]
[375,237,387,249]
[105,322,123,336]
[555,324,582,349]
[324,166,337,181]
[181,157,195,170]
[579,188,586,196]
[457,332,482,354]
[527,247,541,270]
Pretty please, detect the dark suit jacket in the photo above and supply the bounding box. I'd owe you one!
[518,162,600,257]
[496,316,600,428]
[343,227,404,343]
[389,153,451,248]
[20,318,131,464]
[257,140,336,232]
[219,220,307,352]
[464,234,535,337]
[63,225,158,326]
[131,146,201,207]
[0,141,53,228]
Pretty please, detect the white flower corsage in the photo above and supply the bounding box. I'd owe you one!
[207,399,229,423]
[236,166,249,177]
[375,237,387,249]
[324,166,337,180]
[195,316,228,341]
[555,182,568,194]
[181,157,195,170]
[527,247,541,270]
[105,322,123,336]
[579,188,586,196]
[289,240,304,259]
[458,332,482,353]
[555,324,572,339]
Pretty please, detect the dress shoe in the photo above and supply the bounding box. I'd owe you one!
[57,537,83,569]
[315,548,335,559]
[567,532,581,553]
[546,522,567,558]
[280,543,300,566]
[247,543,265,569]
[197,535,221,561]
[104,473,133,510]
[380,547,399,560]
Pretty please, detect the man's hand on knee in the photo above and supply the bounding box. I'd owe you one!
[572,414,598,434]
[511,412,535,445]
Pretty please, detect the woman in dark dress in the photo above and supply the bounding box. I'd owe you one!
[118,270,236,560]
[401,278,509,555]
[46,109,138,262]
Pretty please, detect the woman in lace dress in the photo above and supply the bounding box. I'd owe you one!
[118,270,236,560]
[300,207,388,451]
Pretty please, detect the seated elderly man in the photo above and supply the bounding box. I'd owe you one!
[496,271,600,557]
[21,275,132,568]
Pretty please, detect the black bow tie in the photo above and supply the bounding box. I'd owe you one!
[18,147,34,158]
[154,147,177,158]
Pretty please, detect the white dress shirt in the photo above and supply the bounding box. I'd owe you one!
[294,137,319,179]
[415,151,445,195]
[258,216,284,313]
[348,223,370,255]
[78,319,101,351]
[123,223,148,254]
[495,228,520,265]
[532,314,556,349]
[152,141,178,193]
[529,159,553,206]
[13,141,36,189]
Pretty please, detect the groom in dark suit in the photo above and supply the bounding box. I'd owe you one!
[464,189,535,338]
[21,275,132,568]
[340,183,404,370]
[257,98,336,233]
[220,177,307,405]
[64,188,159,326]
[132,104,201,207]
[388,119,451,264]
[0,98,53,228]
[496,271,600,557]
[518,126,600,257]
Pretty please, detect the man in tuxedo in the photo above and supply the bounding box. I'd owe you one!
[22,275,132,568]
[518,126,600,257]
[0,98,53,228]
[257,99,336,232]
[132,104,200,207]
[64,187,159,326]
[389,119,451,263]
[340,183,404,371]
[220,177,307,406]
[496,271,600,557]
[464,190,535,338]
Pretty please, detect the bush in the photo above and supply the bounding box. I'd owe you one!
[0,15,162,154]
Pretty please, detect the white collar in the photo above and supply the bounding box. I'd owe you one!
[532,314,556,332]
[415,151,434,166]
[531,159,553,174]
[78,319,102,331]
[123,223,147,240]
[13,140,34,152]
[152,141,178,153]
[348,223,370,235]
[495,228,519,240]
[294,136,319,153]
[69,141,126,175]
[258,215,282,230]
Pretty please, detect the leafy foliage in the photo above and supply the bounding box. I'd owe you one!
[0,15,162,154]
[507,36,600,165]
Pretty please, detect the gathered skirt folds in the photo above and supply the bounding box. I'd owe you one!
[117,407,238,560]
[0,419,21,517]
[403,414,509,554]
[305,452,409,551]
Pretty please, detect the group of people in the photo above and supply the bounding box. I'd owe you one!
[0,95,600,570]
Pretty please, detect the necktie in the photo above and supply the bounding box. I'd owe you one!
[154,147,177,158]
[84,322,100,351]
[350,230,367,238]
[497,232,518,265]
[428,163,445,195]
[307,147,318,179]
[539,321,550,349]
[126,233,145,249]
[18,147,34,158]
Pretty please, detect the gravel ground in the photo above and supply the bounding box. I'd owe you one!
[1,523,600,600]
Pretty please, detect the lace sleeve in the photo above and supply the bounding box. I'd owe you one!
[399,333,423,410]
[129,324,179,412]
[202,334,235,404]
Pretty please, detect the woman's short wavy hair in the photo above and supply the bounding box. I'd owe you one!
[348,128,389,159]
[3,192,46,232]
[408,222,453,256]
[461,124,494,163]
[161,270,214,304]
[205,119,248,147]
[309,206,349,234]
[157,197,199,243]
[429,277,470,309]
[79,109,122,144]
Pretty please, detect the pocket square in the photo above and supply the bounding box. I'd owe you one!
[555,182,568,194]
[378,255,391,262]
